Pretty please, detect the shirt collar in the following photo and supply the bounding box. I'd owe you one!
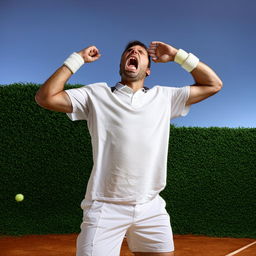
[112,82,150,94]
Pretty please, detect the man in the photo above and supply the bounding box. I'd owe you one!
[35,40,223,256]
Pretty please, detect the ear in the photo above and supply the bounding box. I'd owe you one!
[146,68,151,77]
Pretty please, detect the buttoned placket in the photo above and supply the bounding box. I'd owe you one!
[117,87,145,107]
[112,82,148,107]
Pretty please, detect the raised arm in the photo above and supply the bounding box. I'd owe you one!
[147,41,223,106]
[35,45,101,113]
[186,60,223,105]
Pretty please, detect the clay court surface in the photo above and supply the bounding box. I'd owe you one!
[0,234,255,256]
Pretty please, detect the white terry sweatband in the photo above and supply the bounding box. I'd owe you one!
[174,49,189,64]
[174,49,199,72]
[63,52,85,74]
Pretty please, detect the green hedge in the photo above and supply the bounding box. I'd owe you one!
[0,83,255,238]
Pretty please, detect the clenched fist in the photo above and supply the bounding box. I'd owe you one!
[77,46,101,63]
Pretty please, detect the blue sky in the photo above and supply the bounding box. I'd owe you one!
[1,0,255,128]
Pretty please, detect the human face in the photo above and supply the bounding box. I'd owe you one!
[120,45,150,81]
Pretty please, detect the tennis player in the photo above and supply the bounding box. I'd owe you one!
[35,40,223,256]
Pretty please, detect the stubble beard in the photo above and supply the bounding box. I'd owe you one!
[120,66,146,82]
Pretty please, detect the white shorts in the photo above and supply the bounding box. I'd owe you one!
[76,194,174,256]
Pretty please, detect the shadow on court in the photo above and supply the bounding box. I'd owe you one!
[0,233,255,256]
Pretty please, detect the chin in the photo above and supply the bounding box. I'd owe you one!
[120,68,147,81]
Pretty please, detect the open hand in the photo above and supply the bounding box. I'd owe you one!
[147,41,178,63]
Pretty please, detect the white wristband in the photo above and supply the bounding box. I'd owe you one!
[174,49,189,64]
[63,52,85,74]
[174,49,199,72]
[181,53,199,72]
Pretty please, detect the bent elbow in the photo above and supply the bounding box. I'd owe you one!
[214,81,223,92]
[35,94,43,106]
[35,93,47,108]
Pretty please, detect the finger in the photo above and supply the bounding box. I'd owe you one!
[151,41,162,45]
[148,44,155,48]
[148,50,156,54]
[91,49,99,57]
[91,47,98,52]
[148,47,157,52]
[148,49,156,53]
[150,43,158,48]
[151,54,158,60]
[149,53,157,58]
[148,45,157,49]
[92,54,101,61]
[148,49,156,55]
[148,49,157,55]
[93,51,99,56]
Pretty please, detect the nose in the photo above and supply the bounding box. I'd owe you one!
[130,49,138,55]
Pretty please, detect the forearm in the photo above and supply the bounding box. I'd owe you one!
[171,47,223,88]
[190,61,223,87]
[35,65,72,100]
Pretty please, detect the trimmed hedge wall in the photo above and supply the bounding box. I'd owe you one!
[0,83,255,238]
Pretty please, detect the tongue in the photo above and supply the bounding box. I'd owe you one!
[127,65,136,71]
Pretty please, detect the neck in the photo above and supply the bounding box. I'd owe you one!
[120,79,145,92]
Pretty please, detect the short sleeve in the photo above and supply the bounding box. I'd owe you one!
[169,86,191,120]
[65,86,89,121]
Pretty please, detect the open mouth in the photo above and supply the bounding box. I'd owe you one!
[125,57,138,71]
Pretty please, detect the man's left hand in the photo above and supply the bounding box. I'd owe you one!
[147,41,178,63]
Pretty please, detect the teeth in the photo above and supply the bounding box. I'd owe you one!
[125,56,139,71]
[128,57,138,68]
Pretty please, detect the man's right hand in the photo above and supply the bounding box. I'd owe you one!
[77,46,101,63]
[35,45,101,113]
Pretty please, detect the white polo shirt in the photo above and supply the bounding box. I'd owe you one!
[65,82,190,205]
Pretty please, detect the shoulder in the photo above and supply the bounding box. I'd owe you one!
[151,85,190,101]
[151,85,174,94]
[78,82,109,93]
[158,85,189,94]
[81,82,107,89]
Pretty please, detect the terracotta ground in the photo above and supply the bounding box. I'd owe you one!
[0,234,255,256]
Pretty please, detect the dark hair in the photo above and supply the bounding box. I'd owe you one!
[119,40,151,76]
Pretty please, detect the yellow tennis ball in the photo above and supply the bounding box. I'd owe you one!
[15,194,24,202]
